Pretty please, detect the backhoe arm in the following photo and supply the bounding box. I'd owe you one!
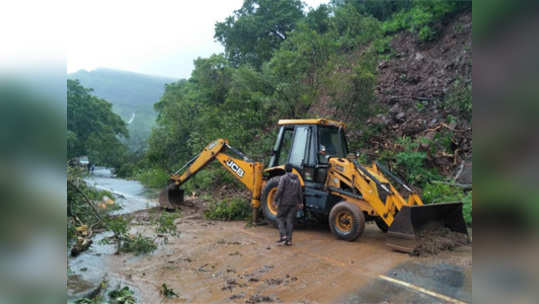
[165,138,264,210]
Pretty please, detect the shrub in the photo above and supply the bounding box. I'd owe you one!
[68,169,118,245]
[156,211,180,236]
[373,35,393,54]
[444,79,472,121]
[108,286,136,304]
[204,197,251,221]
[103,216,156,255]
[393,137,441,186]
[75,284,137,304]
[329,52,378,128]
[160,283,179,298]
[120,233,157,255]
[134,167,169,188]
[105,216,129,239]
[382,0,461,42]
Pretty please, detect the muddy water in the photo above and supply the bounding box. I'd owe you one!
[84,167,158,214]
[68,167,159,301]
[106,219,418,303]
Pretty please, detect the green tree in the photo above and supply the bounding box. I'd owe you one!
[346,0,412,21]
[214,0,304,68]
[67,79,128,168]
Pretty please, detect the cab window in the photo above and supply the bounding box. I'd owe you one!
[289,126,309,167]
[277,128,294,166]
[318,126,347,162]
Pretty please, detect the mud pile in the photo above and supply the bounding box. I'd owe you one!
[414,222,469,256]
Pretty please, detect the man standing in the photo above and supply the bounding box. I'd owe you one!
[274,164,303,246]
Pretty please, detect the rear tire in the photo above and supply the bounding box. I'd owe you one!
[329,201,365,241]
[260,176,281,226]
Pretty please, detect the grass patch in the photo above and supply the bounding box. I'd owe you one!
[204,197,251,221]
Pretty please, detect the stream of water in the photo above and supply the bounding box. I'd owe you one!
[68,167,158,300]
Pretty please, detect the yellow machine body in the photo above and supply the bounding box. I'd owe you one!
[159,119,468,253]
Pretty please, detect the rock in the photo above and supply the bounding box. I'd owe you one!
[67,274,105,300]
[246,294,274,304]
[230,293,245,300]
[415,52,425,61]
[456,161,472,184]
[389,104,401,114]
[265,278,283,285]
[396,112,406,121]
[71,238,92,257]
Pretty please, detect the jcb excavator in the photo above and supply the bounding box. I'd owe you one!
[159,119,468,253]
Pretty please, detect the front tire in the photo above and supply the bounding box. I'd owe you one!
[329,201,365,241]
[260,176,281,226]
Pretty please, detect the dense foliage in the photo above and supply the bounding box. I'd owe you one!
[141,0,468,170]
[67,79,129,168]
[215,0,305,68]
[135,0,472,222]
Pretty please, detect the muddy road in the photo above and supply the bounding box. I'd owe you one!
[68,170,472,303]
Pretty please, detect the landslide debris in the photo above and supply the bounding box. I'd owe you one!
[414,221,470,256]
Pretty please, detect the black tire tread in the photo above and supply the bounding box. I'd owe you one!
[329,201,365,241]
[260,176,281,226]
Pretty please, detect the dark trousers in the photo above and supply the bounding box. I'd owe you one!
[277,204,297,241]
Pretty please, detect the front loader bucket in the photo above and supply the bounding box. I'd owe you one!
[159,183,184,209]
[386,202,469,254]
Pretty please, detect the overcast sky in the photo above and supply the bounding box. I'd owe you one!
[67,0,329,79]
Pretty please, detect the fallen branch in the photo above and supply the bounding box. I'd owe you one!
[426,122,471,133]
[453,161,465,182]
[68,179,104,224]
[432,180,472,190]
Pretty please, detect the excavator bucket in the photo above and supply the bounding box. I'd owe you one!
[386,202,469,254]
[159,183,184,209]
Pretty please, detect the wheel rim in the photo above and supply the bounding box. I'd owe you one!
[267,188,278,216]
[335,210,353,233]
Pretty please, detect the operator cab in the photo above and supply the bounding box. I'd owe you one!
[268,119,349,186]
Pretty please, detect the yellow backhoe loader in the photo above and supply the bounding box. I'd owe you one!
[159,119,468,253]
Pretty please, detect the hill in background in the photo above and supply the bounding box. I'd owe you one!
[68,68,177,151]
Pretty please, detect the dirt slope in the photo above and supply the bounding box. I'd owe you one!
[310,11,472,179]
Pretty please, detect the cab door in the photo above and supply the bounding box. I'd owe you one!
[268,124,316,178]
[288,125,310,169]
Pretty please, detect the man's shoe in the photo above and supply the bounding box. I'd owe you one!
[276,237,286,244]
[284,240,292,246]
